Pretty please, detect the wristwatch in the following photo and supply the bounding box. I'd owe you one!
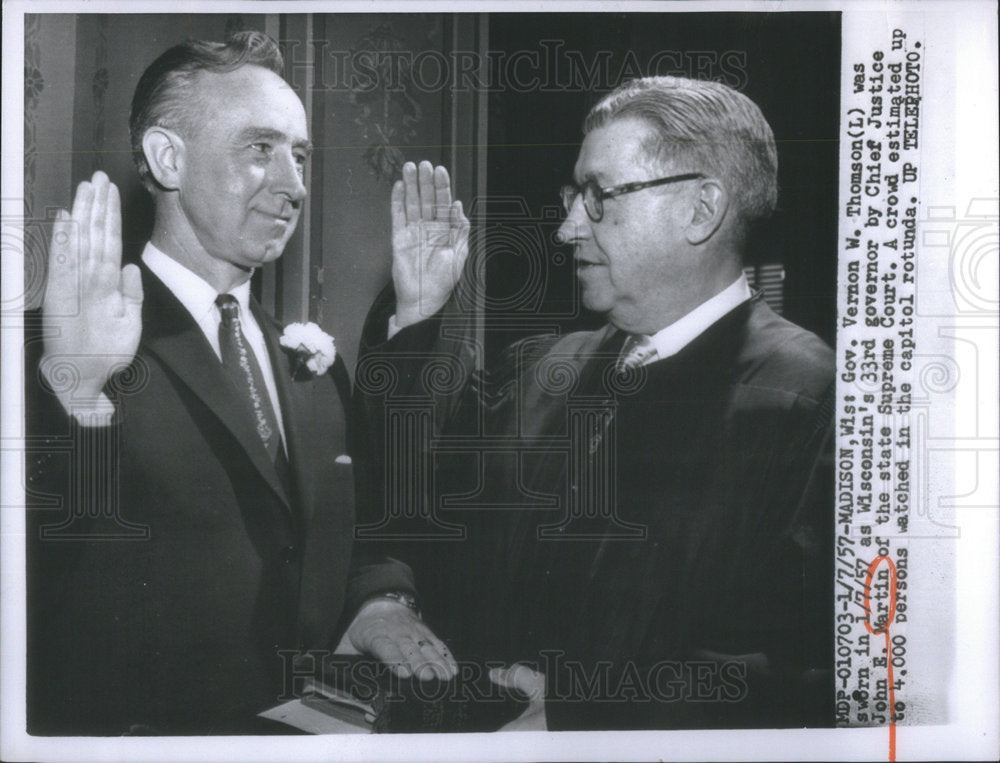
[367,590,421,617]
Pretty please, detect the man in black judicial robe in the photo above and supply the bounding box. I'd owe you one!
[356,75,835,730]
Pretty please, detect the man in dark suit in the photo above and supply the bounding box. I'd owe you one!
[26,32,454,735]
[357,76,834,730]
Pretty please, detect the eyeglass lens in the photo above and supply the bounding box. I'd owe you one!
[561,180,603,222]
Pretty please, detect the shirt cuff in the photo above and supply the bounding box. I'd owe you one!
[387,314,403,340]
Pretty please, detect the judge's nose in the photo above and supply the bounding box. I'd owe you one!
[557,199,590,244]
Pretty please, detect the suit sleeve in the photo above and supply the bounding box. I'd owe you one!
[318,349,417,626]
[353,281,480,520]
[23,312,129,732]
[24,310,126,598]
[349,282,492,643]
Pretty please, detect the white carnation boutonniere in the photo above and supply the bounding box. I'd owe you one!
[280,322,336,378]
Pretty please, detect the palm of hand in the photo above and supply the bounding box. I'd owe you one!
[41,172,143,401]
[390,161,470,327]
[392,217,466,307]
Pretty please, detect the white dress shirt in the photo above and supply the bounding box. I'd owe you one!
[142,243,287,447]
[640,274,753,365]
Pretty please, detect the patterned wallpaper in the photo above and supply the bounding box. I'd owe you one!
[21,13,469,364]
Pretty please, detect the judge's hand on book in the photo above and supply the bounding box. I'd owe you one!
[490,663,547,731]
[336,596,458,681]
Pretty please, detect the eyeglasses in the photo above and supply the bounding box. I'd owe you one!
[560,172,706,223]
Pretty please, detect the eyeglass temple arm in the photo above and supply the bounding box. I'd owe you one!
[600,173,706,200]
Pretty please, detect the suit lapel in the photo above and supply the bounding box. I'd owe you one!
[252,301,349,532]
[254,302,314,527]
[137,266,292,511]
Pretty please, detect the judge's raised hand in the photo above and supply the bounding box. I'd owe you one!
[391,160,469,329]
[41,171,143,417]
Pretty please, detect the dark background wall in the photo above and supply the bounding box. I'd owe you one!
[25,11,839,375]
[484,12,841,354]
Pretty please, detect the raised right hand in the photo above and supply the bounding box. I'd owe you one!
[391,161,469,329]
[41,171,143,412]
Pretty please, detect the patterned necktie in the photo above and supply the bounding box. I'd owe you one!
[216,294,282,461]
[616,334,658,372]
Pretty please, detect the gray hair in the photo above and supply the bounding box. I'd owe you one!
[584,76,778,230]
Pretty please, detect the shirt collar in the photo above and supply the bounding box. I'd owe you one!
[645,273,752,361]
[141,242,252,321]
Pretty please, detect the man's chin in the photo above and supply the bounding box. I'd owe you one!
[244,240,291,266]
[579,290,614,316]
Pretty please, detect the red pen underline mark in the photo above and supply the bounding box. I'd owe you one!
[863,554,899,762]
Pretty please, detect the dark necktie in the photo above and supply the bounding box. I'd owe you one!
[616,334,658,372]
[216,294,283,462]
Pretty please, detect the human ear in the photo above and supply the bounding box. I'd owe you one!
[685,179,728,245]
[141,127,184,191]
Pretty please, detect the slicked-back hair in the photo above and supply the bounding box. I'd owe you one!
[129,31,285,188]
[584,76,778,232]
